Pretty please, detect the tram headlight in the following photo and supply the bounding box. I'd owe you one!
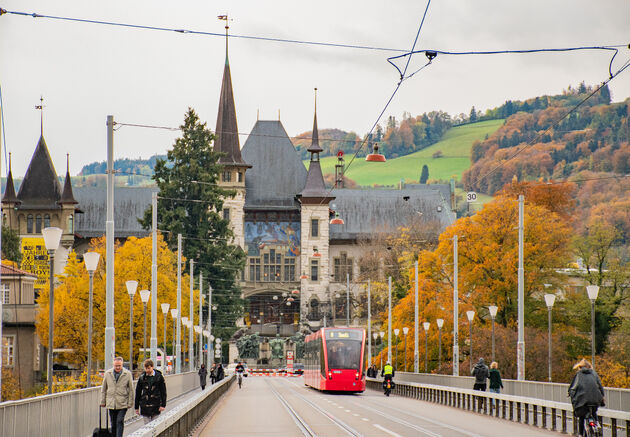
[355,371,359,380]
[328,371,332,380]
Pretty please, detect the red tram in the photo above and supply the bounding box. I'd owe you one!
[304,327,366,393]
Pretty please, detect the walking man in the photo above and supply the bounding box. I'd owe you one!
[135,359,167,424]
[100,356,134,437]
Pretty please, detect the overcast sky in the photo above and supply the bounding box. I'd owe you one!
[1,0,629,177]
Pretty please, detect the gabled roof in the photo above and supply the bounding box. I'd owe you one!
[214,55,250,168]
[329,188,455,240]
[1,263,37,278]
[241,120,307,209]
[73,187,153,238]
[17,136,62,209]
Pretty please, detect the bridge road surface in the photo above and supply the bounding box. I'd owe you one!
[199,376,559,437]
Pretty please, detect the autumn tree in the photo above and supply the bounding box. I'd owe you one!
[35,235,198,370]
[1,225,21,264]
[141,108,246,342]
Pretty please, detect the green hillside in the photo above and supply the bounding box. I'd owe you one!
[308,119,503,186]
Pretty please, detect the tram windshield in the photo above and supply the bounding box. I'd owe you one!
[326,330,362,369]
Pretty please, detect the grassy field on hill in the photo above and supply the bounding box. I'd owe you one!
[309,119,503,186]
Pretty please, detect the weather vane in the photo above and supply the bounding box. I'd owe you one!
[217,14,233,54]
[35,95,45,135]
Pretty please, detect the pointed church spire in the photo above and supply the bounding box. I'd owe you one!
[299,89,334,204]
[214,16,250,168]
[60,153,78,205]
[308,88,323,154]
[2,152,20,205]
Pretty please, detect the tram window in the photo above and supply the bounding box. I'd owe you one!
[320,338,326,378]
[327,339,362,369]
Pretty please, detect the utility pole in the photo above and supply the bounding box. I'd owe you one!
[176,234,182,373]
[414,261,419,373]
[388,276,392,363]
[189,260,194,371]
[199,271,203,367]
[207,284,212,366]
[150,191,158,364]
[346,273,350,326]
[367,279,371,366]
[517,195,525,380]
[105,115,115,371]
[453,235,459,376]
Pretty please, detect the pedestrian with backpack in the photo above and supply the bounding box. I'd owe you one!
[472,357,489,391]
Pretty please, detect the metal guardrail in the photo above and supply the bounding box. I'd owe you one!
[127,375,234,437]
[0,371,199,437]
[395,372,630,413]
[367,378,630,437]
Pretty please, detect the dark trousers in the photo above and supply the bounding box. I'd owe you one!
[108,408,127,437]
[473,383,487,391]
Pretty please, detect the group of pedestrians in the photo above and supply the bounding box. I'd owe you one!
[198,363,225,389]
[471,358,504,393]
[100,357,167,437]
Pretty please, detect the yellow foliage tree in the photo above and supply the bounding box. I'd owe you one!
[36,234,199,370]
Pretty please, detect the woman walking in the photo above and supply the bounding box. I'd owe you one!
[198,364,208,390]
[210,364,217,385]
[488,362,504,394]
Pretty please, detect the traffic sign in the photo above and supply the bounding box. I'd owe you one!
[466,192,478,203]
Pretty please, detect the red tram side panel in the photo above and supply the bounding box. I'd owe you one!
[304,327,366,393]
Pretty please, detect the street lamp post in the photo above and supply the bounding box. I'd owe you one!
[466,310,475,372]
[436,319,444,370]
[161,303,170,373]
[83,252,100,388]
[372,332,378,366]
[170,309,178,372]
[194,326,202,367]
[488,305,498,363]
[402,327,409,372]
[586,285,599,368]
[42,227,62,394]
[393,328,400,370]
[544,294,556,381]
[139,290,151,362]
[126,281,138,370]
[423,322,430,372]
[181,317,189,366]
[379,331,385,371]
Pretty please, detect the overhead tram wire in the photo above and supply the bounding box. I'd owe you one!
[472,56,630,188]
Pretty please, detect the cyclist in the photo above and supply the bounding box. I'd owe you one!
[381,362,395,396]
[568,359,605,436]
[235,362,245,388]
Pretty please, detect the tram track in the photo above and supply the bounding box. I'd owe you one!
[267,379,365,437]
[267,379,318,436]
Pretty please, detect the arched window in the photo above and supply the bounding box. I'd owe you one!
[27,214,34,233]
[35,215,42,233]
[68,214,74,233]
[44,214,51,228]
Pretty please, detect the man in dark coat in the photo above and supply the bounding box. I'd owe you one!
[135,359,167,424]
[198,364,208,390]
[215,363,225,381]
[472,358,489,391]
[210,364,217,384]
[569,359,605,436]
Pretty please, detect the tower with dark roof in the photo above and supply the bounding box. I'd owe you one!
[6,135,79,278]
[298,93,335,324]
[215,47,250,249]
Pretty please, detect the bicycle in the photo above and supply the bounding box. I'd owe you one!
[583,406,602,437]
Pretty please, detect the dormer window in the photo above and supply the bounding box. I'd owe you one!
[35,215,42,234]
[44,214,51,228]
[222,171,232,182]
[238,171,243,182]
[27,215,33,233]
[68,214,74,233]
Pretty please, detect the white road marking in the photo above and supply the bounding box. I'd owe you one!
[362,418,369,421]
[374,424,404,437]
[353,413,359,417]
[345,409,351,412]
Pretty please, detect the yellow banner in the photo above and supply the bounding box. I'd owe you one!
[21,237,49,295]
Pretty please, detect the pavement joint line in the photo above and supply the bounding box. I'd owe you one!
[374,423,404,437]
[359,394,485,437]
